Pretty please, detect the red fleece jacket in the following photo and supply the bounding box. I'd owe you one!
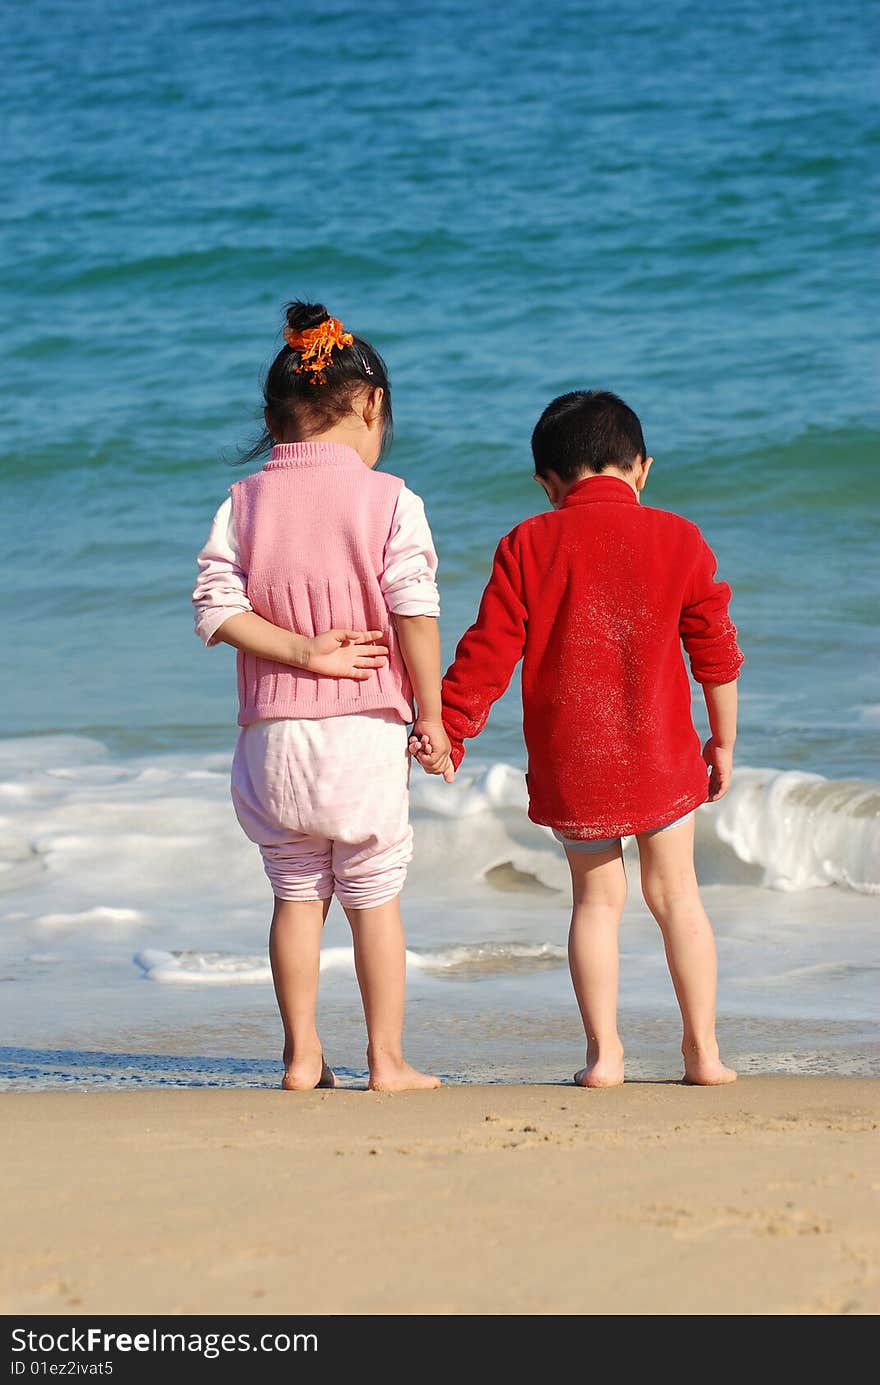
[441,475,744,839]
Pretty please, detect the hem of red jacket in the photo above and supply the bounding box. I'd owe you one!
[526,783,710,840]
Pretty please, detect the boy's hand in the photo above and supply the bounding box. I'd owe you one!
[302,629,389,680]
[408,719,455,782]
[702,737,734,802]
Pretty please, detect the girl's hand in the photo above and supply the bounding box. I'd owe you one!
[408,720,455,782]
[302,629,389,680]
[702,737,734,802]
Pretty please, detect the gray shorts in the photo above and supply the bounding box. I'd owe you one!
[552,811,694,854]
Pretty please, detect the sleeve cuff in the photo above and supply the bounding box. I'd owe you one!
[195,604,252,647]
[387,599,441,617]
[692,658,744,686]
[384,580,440,618]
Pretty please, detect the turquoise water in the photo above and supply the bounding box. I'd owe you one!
[3,0,878,771]
[1,1,878,1085]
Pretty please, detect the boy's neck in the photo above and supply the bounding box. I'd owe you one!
[572,466,639,496]
[542,463,649,510]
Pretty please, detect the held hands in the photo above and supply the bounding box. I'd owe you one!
[702,737,734,802]
[408,718,455,783]
[302,629,389,680]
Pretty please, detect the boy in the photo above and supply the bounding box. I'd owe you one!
[412,391,743,1087]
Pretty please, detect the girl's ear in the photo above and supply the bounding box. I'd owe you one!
[361,386,385,429]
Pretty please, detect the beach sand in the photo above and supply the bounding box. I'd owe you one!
[2,1078,877,1316]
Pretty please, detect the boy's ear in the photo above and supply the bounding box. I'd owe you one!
[636,455,654,491]
[534,470,564,507]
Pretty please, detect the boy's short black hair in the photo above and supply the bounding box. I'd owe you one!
[531,390,647,480]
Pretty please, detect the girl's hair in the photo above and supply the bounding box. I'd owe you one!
[237,301,393,465]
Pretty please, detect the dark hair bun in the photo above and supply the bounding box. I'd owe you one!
[285,300,330,333]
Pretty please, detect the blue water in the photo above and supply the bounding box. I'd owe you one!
[1,1,878,1086]
[2,0,878,774]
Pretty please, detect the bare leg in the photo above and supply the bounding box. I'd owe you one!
[343,896,440,1091]
[637,817,736,1085]
[269,896,336,1091]
[566,845,628,1088]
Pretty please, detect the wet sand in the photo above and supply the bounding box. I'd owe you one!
[2,1077,877,1315]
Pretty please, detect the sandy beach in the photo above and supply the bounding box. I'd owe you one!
[2,1077,877,1316]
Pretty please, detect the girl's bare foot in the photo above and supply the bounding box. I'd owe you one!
[574,1042,625,1089]
[368,1059,441,1092]
[282,1052,337,1091]
[682,1041,737,1085]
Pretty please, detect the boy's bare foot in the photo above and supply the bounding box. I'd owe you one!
[368,1060,441,1092]
[681,1042,737,1085]
[682,1058,737,1085]
[281,1054,337,1091]
[574,1043,625,1088]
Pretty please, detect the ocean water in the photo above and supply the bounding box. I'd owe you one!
[1,0,878,1087]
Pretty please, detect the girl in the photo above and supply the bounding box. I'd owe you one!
[193,301,451,1091]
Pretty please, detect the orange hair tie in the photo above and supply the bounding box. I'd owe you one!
[283,316,354,384]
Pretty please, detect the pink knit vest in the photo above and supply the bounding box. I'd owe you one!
[230,442,412,725]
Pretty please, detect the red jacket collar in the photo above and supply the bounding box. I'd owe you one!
[561,475,639,508]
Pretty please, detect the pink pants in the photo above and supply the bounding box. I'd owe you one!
[231,712,413,909]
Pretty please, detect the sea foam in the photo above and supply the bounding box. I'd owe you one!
[412,758,880,895]
[134,940,569,985]
[2,737,878,1061]
[714,768,880,893]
